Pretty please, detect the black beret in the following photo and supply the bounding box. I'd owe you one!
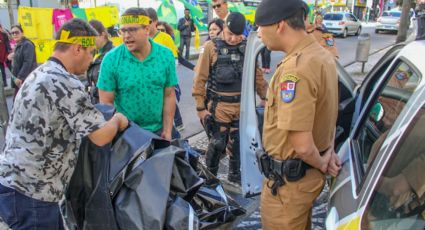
[255,0,305,26]
[226,12,246,35]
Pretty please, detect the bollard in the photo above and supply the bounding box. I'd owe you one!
[355,33,371,73]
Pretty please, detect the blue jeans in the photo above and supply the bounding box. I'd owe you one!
[0,183,64,230]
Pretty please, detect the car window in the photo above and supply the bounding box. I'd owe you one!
[389,11,402,17]
[353,61,421,184]
[362,109,425,229]
[324,13,343,21]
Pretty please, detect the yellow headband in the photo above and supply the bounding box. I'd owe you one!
[56,30,96,48]
[120,15,151,26]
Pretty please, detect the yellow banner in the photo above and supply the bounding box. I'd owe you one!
[18,7,54,40]
[33,39,55,63]
[85,6,119,28]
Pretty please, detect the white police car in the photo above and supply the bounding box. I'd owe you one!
[240,18,425,229]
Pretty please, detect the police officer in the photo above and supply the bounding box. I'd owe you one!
[302,2,339,58]
[255,0,341,228]
[192,12,268,183]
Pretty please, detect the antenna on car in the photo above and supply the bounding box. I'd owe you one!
[416,3,425,40]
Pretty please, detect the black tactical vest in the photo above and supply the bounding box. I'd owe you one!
[207,38,246,93]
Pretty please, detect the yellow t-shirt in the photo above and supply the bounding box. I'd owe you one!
[153,31,178,58]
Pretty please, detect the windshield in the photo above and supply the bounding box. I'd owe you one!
[382,11,401,17]
[324,13,343,21]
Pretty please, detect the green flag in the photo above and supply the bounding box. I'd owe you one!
[176,0,204,19]
[158,0,178,29]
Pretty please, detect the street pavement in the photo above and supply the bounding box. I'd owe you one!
[177,23,398,139]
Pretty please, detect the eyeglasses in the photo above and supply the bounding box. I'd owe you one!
[157,28,166,32]
[212,4,221,9]
[118,26,143,36]
[11,31,20,36]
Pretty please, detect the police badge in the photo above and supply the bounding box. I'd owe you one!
[280,75,299,103]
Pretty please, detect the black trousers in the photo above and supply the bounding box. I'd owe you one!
[0,62,11,87]
[261,48,271,69]
[179,36,191,60]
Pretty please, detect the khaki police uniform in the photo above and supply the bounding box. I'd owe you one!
[260,34,338,229]
[192,39,268,178]
[307,24,339,58]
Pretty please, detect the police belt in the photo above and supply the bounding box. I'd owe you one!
[256,149,326,196]
[208,92,241,103]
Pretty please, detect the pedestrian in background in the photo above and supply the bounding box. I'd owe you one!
[158,20,195,70]
[146,8,185,132]
[8,25,37,97]
[207,18,224,40]
[178,8,195,60]
[0,18,128,229]
[255,0,341,228]
[0,24,11,87]
[87,19,114,103]
[98,8,179,140]
[302,2,339,58]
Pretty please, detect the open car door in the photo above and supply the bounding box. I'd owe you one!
[239,32,404,197]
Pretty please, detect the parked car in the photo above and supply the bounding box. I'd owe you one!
[376,11,402,33]
[376,10,415,34]
[240,29,425,229]
[323,12,362,38]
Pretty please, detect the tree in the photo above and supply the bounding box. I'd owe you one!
[7,0,15,26]
[396,0,412,43]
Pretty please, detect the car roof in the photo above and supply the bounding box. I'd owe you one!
[397,40,425,76]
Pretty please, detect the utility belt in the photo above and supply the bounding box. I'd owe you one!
[207,91,241,103]
[256,149,316,196]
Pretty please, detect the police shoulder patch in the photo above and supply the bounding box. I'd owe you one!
[323,33,334,47]
[279,74,299,103]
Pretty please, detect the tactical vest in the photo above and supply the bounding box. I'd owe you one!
[207,38,246,94]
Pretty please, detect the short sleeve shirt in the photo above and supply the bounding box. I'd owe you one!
[97,39,178,132]
[262,35,338,160]
[0,60,105,202]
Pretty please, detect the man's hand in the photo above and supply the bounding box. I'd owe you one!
[319,149,332,174]
[161,130,172,141]
[114,113,129,131]
[197,109,211,122]
[327,151,341,177]
[7,53,14,61]
[259,99,266,107]
[14,78,23,88]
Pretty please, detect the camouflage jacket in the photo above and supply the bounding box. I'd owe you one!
[0,58,105,202]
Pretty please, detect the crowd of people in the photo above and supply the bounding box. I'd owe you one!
[0,0,343,228]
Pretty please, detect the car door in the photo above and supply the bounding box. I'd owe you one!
[239,32,377,197]
[326,42,425,229]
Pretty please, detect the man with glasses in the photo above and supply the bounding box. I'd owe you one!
[0,18,129,229]
[193,12,268,184]
[212,0,230,21]
[97,8,179,140]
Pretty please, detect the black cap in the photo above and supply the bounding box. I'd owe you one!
[226,12,246,35]
[255,0,305,26]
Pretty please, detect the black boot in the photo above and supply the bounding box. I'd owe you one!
[206,131,227,176]
[227,130,241,184]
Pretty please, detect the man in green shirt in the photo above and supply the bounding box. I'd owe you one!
[97,8,178,140]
